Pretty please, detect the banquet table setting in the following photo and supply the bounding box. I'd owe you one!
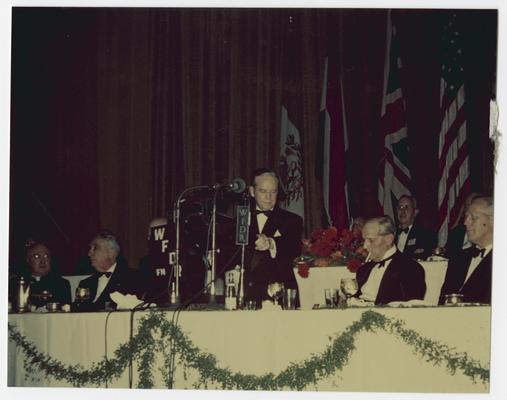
[8,294,491,392]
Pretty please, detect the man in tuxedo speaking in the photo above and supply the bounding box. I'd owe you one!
[439,196,493,304]
[244,168,303,304]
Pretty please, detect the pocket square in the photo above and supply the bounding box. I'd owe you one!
[274,230,282,238]
[407,238,416,246]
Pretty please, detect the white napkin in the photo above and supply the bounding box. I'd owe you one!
[386,299,430,307]
[261,300,282,311]
[110,291,145,310]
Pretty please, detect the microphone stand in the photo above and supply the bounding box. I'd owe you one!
[173,185,210,306]
[208,191,218,304]
[236,192,251,309]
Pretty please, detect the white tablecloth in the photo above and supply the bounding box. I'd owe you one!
[8,306,490,392]
[294,261,447,309]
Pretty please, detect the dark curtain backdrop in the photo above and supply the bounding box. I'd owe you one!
[9,8,496,274]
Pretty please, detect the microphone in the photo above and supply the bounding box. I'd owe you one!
[213,178,246,194]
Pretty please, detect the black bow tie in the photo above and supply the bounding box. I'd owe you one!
[98,272,112,278]
[255,210,272,218]
[470,247,486,259]
[375,253,396,269]
[399,227,410,234]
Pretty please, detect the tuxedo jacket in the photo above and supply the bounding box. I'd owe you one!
[438,247,492,305]
[356,250,426,305]
[397,223,436,260]
[244,205,303,302]
[76,262,142,311]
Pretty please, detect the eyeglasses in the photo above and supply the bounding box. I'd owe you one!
[30,253,50,260]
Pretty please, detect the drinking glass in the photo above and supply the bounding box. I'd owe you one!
[340,278,358,303]
[75,287,90,303]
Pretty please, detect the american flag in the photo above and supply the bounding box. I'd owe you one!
[316,56,350,228]
[437,13,470,247]
[378,11,412,220]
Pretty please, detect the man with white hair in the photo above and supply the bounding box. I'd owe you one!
[356,216,426,305]
[439,196,493,304]
[76,230,140,311]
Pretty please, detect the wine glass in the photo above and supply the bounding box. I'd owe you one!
[340,278,358,304]
[267,282,285,307]
[75,287,90,303]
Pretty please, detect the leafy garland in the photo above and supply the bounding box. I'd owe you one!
[8,310,489,390]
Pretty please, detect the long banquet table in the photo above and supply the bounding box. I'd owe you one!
[8,305,490,392]
[294,261,448,309]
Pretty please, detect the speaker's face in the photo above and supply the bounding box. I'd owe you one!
[250,174,278,211]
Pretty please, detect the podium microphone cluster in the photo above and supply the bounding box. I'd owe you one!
[212,178,246,194]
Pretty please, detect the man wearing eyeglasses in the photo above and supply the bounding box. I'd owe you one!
[75,230,141,311]
[439,196,493,304]
[10,242,72,308]
[395,195,436,260]
[356,216,426,305]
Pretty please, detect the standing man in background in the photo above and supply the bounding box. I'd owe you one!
[395,195,436,260]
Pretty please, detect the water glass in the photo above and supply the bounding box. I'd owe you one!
[283,288,297,310]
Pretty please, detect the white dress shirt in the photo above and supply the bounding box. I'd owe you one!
[255,208,277,258]
[360,246,397,302]
[463,244,492,285]
[93,263,116,302]
[396,225,412,252]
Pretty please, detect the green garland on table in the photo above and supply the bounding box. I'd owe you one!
[8,310,489,390]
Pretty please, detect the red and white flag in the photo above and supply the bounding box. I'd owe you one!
[316,56,350,228]
[279,105,305,219]
[378,11,412,220]
[437,13,470,246]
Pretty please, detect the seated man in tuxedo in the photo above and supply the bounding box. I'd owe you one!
[9,241,71,308]
[395,195,436,260]
[444,192,481,259]
[243,168,303,304]
[75,230,141,311]
[439,196,493,304]
[356,216,426,305]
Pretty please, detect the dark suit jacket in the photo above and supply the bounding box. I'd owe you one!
[445,224,467,259]
[75,262,142,311]
[356,250,426,305]
[244,205,303,303]
[438,247,492,305]
[9,271,72,308]
[397,223,436,260]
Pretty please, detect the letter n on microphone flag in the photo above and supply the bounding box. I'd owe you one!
[378,11,412,221]
[437,13,470,247]
[316,56,350,228]
[279,105,305,220]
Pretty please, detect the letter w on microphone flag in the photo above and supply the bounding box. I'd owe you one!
[437,13,470,247]
[316,56,350,228]
[378,11,412,220]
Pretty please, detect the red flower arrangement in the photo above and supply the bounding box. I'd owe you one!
[297,226,368,277]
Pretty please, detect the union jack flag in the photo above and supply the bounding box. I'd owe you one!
[378,11,412,220]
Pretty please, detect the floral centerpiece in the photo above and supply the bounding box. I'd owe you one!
[296,226,368,278]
